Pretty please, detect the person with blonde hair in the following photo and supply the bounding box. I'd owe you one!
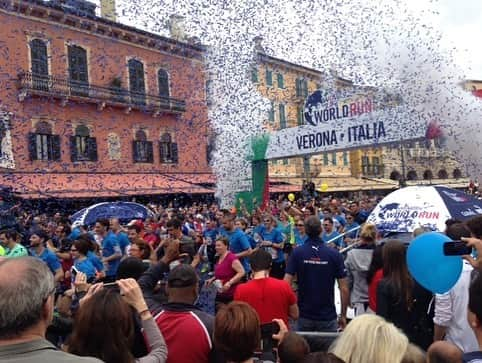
[344,223,377,315]
[329,314,409,363]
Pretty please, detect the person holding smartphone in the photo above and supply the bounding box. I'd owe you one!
[70,239,97,283]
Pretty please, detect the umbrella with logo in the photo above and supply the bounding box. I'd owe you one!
[367,186,482,233]
[71,201,154,226]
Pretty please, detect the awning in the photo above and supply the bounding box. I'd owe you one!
[0,173,214,199]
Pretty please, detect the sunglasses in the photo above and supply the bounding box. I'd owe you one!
[296,224,304,227]
[71,248,78,252]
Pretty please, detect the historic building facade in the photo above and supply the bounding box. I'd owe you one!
[0,0,213,199]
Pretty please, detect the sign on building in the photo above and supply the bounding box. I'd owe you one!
[265,87,427,160]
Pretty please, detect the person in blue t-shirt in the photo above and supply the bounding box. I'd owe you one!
[321,217,344,249]
[258,214,285,279]
[343,212,361,244]
[94,218,122,282]
[70,239,96,282]
[29,229,64,284]
[109,218,130,255]
[285,216,349,332]
[294,218,309,246]
[220,214,252,275]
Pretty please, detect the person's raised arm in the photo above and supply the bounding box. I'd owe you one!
[337,277,349,330]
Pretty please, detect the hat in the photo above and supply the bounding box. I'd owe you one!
[167,264,198,288]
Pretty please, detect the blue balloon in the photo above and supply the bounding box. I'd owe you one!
[407,232,463,294]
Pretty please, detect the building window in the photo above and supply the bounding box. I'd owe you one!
[279,104,286,129]
[28,121,61,161]
[251,67,258,83]
[70,125,97,162]
[268,102,275,122]
[343,151,349,166]
[323,152,329,166]
[158,69,170,98]
[30,39,49,91]
[296,78,308,97]
[128,59,146,105]
[331,152,337,166]
[68,45,89,96]
[283,158,288,165]
[361,155,369,174]
[133,129,153,163]
[372,156,380,175]
[297,106,304,125]
[277,73,284,89]
[159,133,178,164]
[265,69,273,87]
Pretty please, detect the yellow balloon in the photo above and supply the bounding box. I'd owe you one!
[288,193,295,202]
[320,183,329,192]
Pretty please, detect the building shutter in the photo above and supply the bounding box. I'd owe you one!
[51,135,61,161]
[132,140,139,162]
[70,136,78,162]
[171,143,178,163]
[146,141,154,163]
[28,133,38,160]
[87,137,98,161]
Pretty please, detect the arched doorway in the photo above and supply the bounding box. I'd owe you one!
[453,168,462,179]
[407,170,418,181]
[390,170,401,181]
[438,169,448,179]
[423,170,433,180]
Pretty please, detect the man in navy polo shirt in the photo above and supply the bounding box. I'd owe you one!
[284,216,349,332]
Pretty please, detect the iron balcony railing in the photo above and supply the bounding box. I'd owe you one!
[18,72,186,114]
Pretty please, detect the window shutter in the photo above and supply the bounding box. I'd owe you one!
[28,133,38,161]
[158,69,170,98]
[171,142,179,163]
[251,68,258,83]
[295,78,300,97]
[51,135,61,161]
[69,136,78,162]
[159,142,165,163]
[277,73,284,89]
[87,137,98,162]
[265,69,272,86]
[132,140,139,162]
[146,141,154,163]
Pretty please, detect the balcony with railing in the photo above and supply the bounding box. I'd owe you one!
[17,72,186,115]
[361,164,385,178]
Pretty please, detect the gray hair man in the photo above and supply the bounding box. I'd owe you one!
[0,257,102,362]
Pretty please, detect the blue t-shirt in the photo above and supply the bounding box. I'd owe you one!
[286,237,347,321]
[68,227,81,241]
[101,231,121,277]
[223,228,251,273]
[31,248,61,274]
[322,230,344,248]
[463,351,482,363]
[294,230,309,246]
[114,231,130,255]
[259,225,284,262]
[74,258,96,280]
[344,222,360,239]
[87,250,103,272]
[203,228,218,244]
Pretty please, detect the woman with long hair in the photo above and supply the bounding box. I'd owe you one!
[367,244,384,313]
[67,279,167,363]
[345,223,377,315]
[206,237,245,311]
[376,240,434,350]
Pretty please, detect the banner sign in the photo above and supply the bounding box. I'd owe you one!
[265,88,428,160]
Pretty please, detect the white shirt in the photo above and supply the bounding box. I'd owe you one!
[434,262,479,353]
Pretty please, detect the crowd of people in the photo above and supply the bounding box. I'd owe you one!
[0,194,481,363]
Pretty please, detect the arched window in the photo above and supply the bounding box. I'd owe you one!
[70,125,97,162]
[453,168,462,179]
[133,129,153,163]
[438,169,448,179]
[30,39,49,91]
[390,170,401,181]
[423,170,433,180]
[159,132,178,164]
[158,69,170,98]
[407,170,418,181]
[28,121,60,161]
[128,59,146,105]
[68,45,89,96]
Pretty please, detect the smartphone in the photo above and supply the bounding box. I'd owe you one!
[103,282,120,292]
[71,266,79,278]
[260,322,279,361]
[443,241,472,256]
